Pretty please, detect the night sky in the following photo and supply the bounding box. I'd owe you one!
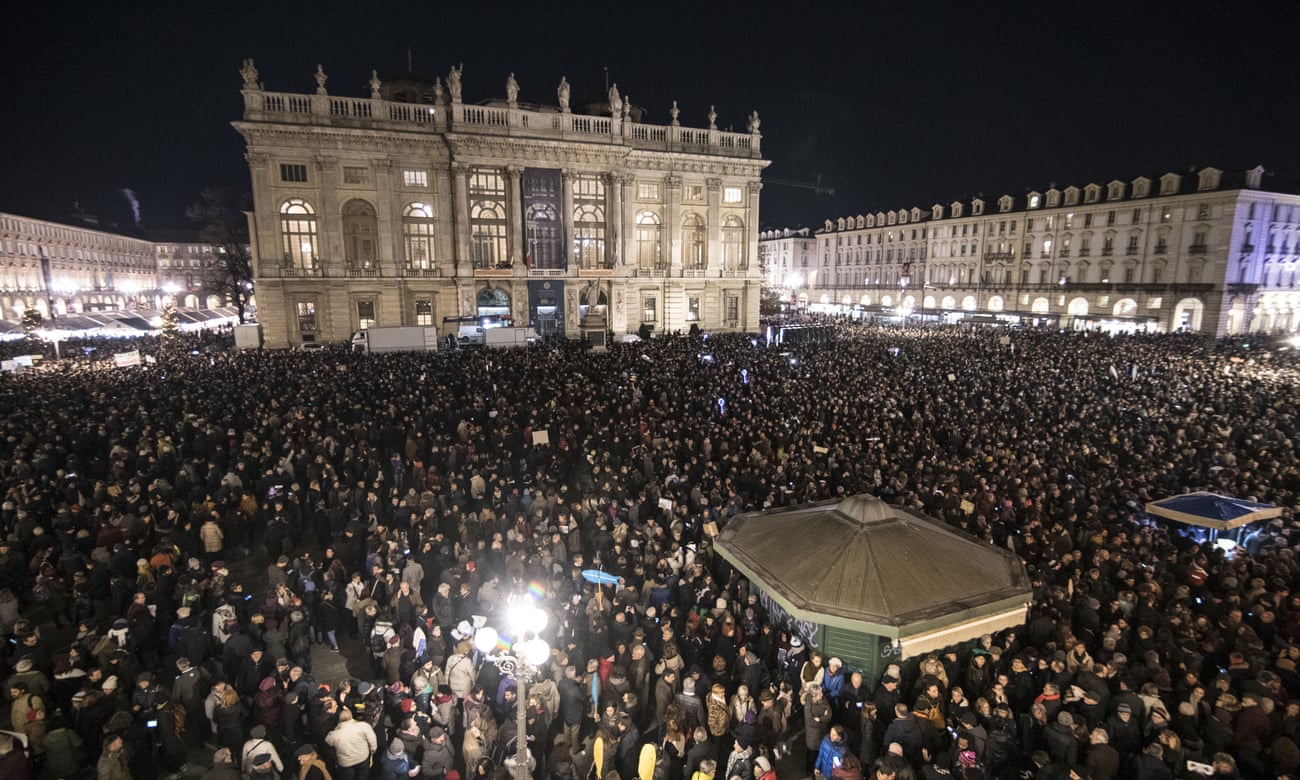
[3,1,1297,233]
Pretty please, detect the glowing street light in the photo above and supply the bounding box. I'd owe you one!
[474,600,550,779]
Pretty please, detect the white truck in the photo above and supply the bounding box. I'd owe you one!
[483,326,540,348]
[233,323,263,350]
[350,326,440,354]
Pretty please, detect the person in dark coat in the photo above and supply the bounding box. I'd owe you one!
[1042,710,1078,766]
[1085,727,1121,780]
[1132,741,1174,780]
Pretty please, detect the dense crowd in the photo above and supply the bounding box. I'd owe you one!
[0,324,1298,780]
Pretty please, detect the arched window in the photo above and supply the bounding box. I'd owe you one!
[403,203,436,269]
[469,170,508,269]
[476,286,510,317]
[572,175,607,269]
[342,199,377,271]
[573,204,606,270]
[722,216,745,272]
[635,210,663,270]
[682,213,706,270]
[279,199,317,269]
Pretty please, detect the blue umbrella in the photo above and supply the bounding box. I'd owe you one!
[582,569,621,586]
[1145,491,1282,531]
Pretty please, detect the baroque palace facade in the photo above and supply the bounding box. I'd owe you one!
[234,61,769,348]
[761,166,1300,336]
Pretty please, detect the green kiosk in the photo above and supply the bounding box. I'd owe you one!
[715,494,1033,682]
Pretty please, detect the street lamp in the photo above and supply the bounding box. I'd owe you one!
[474,600,551,779]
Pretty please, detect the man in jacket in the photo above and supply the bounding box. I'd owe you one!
[419,725,455,779]
[880,703,921,766]
[325,708,378,780]
[815,725,849,778]
[558,665,588,751]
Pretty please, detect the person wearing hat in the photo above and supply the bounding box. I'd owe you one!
[241,723,285,775]
[296,743,331,780]
[379,736,417,780]
[1043,710,1078,765]
[724,734,755,780]
[5,657,49,700]
[420,724,455,779]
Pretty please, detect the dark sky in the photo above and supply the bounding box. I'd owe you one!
[3,1,1297,232]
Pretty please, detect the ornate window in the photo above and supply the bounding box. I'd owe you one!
[342,199,377,271]
[469,170,508,269]
[526,203,561,269]
[572,176,606,269]
[683,213,706,270]
[722,216,745,272]
[279,199,318,269]
[403,203,436,269]
[635,210,663,270]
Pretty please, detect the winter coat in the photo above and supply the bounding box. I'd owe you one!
[707,692,732,738]
[325,718,377,768]
[419,737,455,778]
[200,521,224,553]
[805,694,833,749]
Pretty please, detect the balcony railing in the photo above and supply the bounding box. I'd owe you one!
[245,89,762,158]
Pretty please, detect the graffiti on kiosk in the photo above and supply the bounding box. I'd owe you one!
[758,591,818,649]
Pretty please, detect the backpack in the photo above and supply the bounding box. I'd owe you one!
[984,722,1015,770]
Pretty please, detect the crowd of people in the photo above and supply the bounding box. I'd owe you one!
[0,323,1297,780]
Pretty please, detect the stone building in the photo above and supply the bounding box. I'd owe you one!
[233,61,769,348]
[0,211,159,319]
[764,166,1300,336]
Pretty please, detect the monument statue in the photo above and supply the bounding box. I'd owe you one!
[608,83,623,117]
[314,64,328,95]
[369,70,382,99]
[747,110,761,133]
[448,64,463,102]
[557,76,571,112]
[433,77,445,105]
[506,72,519,104]
[240,58,260,90]
[708,105,717,130]
[670,100,680,126]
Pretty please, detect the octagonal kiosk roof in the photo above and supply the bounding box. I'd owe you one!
[715,494,1033,658]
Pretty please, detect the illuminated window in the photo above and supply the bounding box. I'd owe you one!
[356,300,376,329]
[469,170,507,269]
[723,186,743,204]
[403,203,435,269]
[415,300,434,326]
[637,182,660,200]
[635,210,663,269]
[403,169,429,187]
[279,199,317,269]
[642,296,657,322]
[572,176,606,269]
[296,300,317,337]
[343,166,369,184]
[686,296,700,321]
